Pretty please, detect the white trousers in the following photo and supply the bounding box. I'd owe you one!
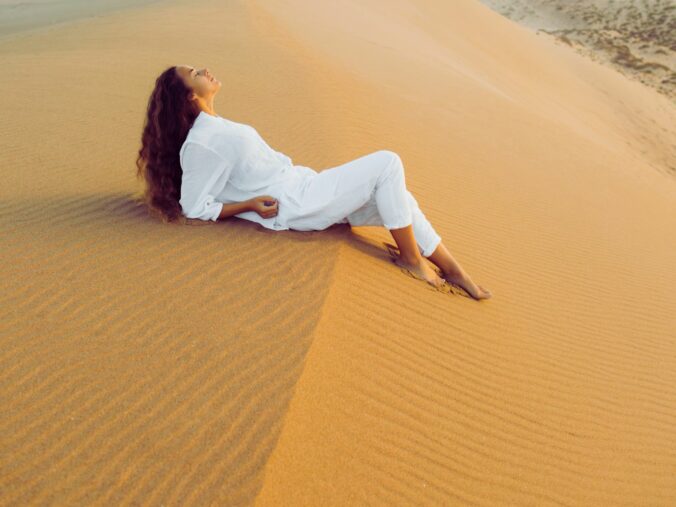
[279,150,442,257]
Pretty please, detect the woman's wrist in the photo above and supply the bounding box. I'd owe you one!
[217,200,253,220]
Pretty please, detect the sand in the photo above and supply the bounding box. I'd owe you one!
[478,0,676,102]
[0,0,165,41]
[1,0,675,505]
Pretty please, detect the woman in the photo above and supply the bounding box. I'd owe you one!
[136,65,491,300]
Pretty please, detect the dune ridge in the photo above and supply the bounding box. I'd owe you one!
[1,0,675,505]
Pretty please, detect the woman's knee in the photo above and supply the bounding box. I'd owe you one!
[377,149,404,176]
[380,149,402,165]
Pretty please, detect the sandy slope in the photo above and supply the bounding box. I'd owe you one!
[1,0,675,505]
[0,0,168,41]
[478,0,676,101]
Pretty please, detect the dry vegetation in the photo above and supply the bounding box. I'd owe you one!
[479,0,676,100]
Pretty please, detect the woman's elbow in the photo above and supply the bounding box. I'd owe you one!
[182,202,222,222]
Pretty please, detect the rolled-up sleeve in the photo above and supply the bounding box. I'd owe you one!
[179,142,233,221]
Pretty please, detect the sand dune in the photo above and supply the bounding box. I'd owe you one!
[0,0,165,41]
[1,0,675,505]
[478,0,676,101]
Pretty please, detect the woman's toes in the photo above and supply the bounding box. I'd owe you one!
[478,285,492,298]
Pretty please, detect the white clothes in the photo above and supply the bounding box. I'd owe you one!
[277,149,443,257]
[179,111,442,257]
[179,110,313,230]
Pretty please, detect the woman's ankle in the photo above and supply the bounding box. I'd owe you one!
[399,252,424,266]
[441,267,465,279]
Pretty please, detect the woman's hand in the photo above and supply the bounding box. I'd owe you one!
[249,195,279,219]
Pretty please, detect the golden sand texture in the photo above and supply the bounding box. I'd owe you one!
[478,0,676,101]
[0,0,165,41]
[1,0,675,505]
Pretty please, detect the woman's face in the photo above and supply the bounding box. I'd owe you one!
[176,64,221,101]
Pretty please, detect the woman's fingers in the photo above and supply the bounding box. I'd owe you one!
[264,201,278,217]
[255,196,278,218]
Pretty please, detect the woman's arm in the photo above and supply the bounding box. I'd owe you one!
[216,200,253,220]
[179,142,234,222]
[217,196,278,221]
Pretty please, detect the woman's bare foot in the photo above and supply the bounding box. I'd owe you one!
[442,270,492,300]
[395,256,446,288]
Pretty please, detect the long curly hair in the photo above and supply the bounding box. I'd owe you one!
[135,66,200,223]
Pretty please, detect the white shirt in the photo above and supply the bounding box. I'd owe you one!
[179,110,316,230]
